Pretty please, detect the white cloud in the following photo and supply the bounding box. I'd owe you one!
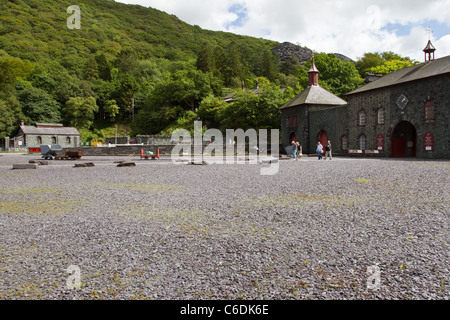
[117,0,450,61]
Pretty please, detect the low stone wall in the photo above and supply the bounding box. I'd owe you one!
[135,135,175,145]
[64,144,283,156]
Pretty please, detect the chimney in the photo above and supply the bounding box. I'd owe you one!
[20,120,24,127]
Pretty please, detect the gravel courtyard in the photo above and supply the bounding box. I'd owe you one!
[0,154,448,300]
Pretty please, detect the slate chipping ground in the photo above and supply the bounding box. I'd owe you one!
[0,154,448,300]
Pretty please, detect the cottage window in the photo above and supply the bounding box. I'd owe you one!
[288,115,298,128]
[51,136,57,144]
[377,108,385,125]
[359,110,366,126]
[66,137,71,144]
[37,136,42,144]
[424,100,434,121]
[359,135,366,151]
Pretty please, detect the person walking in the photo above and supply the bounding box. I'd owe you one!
[324,140,332,160]
[296,142,302,161]
[316,141,323,160]
[291,141,297,160]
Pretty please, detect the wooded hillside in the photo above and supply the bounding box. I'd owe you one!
[0,0,414,141]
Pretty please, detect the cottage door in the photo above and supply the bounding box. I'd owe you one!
[289,132,297,144]
[391,121,416,158]
[319,130,328,149]
[392,137,407,158]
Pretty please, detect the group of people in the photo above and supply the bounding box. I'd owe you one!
[316,140,332,160]
[291,140,332,160]
[291,141,303,161]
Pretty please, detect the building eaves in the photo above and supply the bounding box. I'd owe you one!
[347,54,450,96]
[281,85,347,109]
[19,125,80,136]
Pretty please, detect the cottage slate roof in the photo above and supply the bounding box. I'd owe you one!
[281,85,347,109]
[347,54,450,96]
[19,125,80,136]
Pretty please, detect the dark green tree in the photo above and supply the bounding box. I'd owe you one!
[0,93,23,138]
[299,53,364,97]
[355,52,384,77]
[95,53,112,81]
[195,42,215,73]
[18,87,61,124]
[262,50,277,82]
[63,96,99,129]
[82,58,99,81]
[218,82,286,131]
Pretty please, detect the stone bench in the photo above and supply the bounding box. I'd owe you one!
[13,163,39,170]
[74,163,95,168]
[117,162,136,167]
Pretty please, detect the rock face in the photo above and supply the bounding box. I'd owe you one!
[271,42,354,64]
[272,42,313,64]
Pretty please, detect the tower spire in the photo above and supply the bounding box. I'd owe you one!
[424,28,436,62]
[308,52,319,86]
[423,39,436,62]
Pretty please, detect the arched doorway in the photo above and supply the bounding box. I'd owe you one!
[289,132,297,144]
[318,130,328,147]
[391,121,417,158]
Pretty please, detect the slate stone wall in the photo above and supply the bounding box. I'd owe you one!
[346,74,450,159]
[281,104,348,155]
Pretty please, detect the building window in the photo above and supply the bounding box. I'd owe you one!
[288,115,298,128]
[359,110,366,126]
[66,137,71,144]
[341,135,348,150]
[37,136,42,144]
[424,100,435,121]
[377,108,385,125]
[51,136,57,144]
[359,135,366,151]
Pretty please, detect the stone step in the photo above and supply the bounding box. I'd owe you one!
[13,163,39,170]
[117,162,136,167]
[74,163,95,168]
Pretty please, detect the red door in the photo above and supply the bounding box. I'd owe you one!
[289,132,297,144]
[391,138,406,158]
[391,121,416,158]
[319,130,328,148]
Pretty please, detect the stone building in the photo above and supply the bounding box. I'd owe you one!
[14,122,80,149]
[280,54,347,154]
[345,41,449,159]
[280,41,449,159]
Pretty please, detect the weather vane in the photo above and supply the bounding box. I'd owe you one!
[425,27,433,40]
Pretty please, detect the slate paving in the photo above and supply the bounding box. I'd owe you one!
[0,154,448,300]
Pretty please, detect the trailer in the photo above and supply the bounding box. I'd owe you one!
[40,145,83,160]
[61,150,83,160]
[140,148,160,160]
[40,145,63,160]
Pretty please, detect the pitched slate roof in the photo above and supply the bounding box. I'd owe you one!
[19,124,80,136]
[347,54,450,96]
[281,85,347,109]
